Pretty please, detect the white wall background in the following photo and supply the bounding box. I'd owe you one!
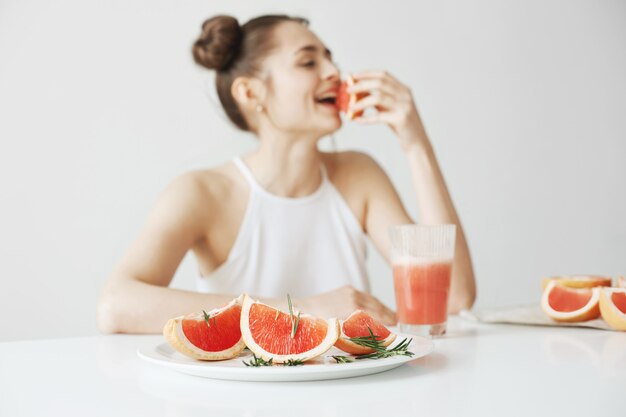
[1,0,624,341]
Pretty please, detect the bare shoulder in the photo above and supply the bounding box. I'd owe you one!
[320,151,393,229]
[154,161,244,226]
[166,164,236,198]
[322,150,388,188]
[322,151,412,238]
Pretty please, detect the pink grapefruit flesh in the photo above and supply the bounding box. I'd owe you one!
[240,294,339,363]
[163,295,246,360]
[334,310,396,355]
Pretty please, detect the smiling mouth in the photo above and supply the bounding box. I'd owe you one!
[315,96,338,112]
[315,97,337,105]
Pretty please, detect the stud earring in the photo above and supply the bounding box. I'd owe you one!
[255,104,264,113]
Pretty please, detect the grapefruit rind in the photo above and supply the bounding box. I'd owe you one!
[338,75,366,120]
[334,310,397,355]
[541,280,601,322]
[599,287,626,331]
[240,294,339,363]
[540,275,612,291]
[617,276,625,289]
[163,295,246,361]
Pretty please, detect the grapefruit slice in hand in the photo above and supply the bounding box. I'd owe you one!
[334,310,396,355]
[599,287,626,331]
[541,280,601,322]
[163,295,246,360]
[240,294,339,363]
[540,275,612,291]
[336,75,368,120]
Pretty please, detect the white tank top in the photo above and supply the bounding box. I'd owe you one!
[195,156,370,298]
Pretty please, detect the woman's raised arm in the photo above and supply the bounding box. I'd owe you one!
[350,70,476,312]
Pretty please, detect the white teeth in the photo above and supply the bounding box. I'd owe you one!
[316,93,337,100]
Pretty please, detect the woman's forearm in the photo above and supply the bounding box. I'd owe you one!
[404,141,476,312]
[96,276,285,334]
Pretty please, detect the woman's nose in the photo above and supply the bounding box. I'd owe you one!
[322,59,340,81]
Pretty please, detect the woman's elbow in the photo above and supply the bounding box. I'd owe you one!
[448,284,477,313]
[449,294,476,314]
[97,294,120,334]
[96,282,127,334]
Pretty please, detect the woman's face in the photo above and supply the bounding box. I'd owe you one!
[258,22,342,138]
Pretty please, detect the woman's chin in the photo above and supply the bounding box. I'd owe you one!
[281,113,342,140]
[318,114,343,134]
[315,123,341,140]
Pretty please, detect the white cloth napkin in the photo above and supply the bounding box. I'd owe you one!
[460,304,612,331]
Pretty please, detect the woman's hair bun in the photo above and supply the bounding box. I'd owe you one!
[192,15,243,71]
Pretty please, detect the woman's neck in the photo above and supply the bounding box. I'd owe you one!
[244,133,323,198]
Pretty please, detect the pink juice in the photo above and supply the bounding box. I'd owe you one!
[393,260,452,324]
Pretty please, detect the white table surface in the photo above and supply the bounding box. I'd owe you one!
[1,316,624,417]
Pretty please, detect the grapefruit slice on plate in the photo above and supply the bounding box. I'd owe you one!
[599,287,626,331]
[336,75,368,120]
[163,295,246,360]
[541,280,601,322]
[540,275,612,291]
[240,294,339,363]
[334,310,396,355]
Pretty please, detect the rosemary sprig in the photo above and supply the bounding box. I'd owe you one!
[287,294,300,339]
[293,312,301,338]
[242,355,305,367]
[331,355,354,364]
[282,359,304,366]
[355,337,415,360]
[242,354,273,367]
[202,310,217,328]
[348,327,415,360]
[348,327,384,350]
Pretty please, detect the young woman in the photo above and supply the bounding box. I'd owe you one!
[97,14,476,333]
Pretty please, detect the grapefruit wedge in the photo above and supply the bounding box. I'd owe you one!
[334,310,396,355]
[599,287,626,331]
[163,295,246,360]
[336,75,368,120]
[240,294,339,363]
[541,275,612,291]
[541,280,601,322]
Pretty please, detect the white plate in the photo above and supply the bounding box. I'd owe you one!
[137,333,434,382]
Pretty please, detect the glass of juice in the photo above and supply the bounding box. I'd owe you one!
[389,224,456,337]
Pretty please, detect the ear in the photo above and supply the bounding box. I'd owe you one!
[231,77,266,111]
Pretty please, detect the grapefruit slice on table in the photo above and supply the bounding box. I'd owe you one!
[163,295,246,360]
[540,275,612,291]
[541,280,601,322]
[336,75,368,120]
[599,287,626,331]
[334,310,396,355]
[240,294,339,363]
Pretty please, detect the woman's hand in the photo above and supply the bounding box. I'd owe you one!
[348,71,429,152]
[295,285,397,326]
